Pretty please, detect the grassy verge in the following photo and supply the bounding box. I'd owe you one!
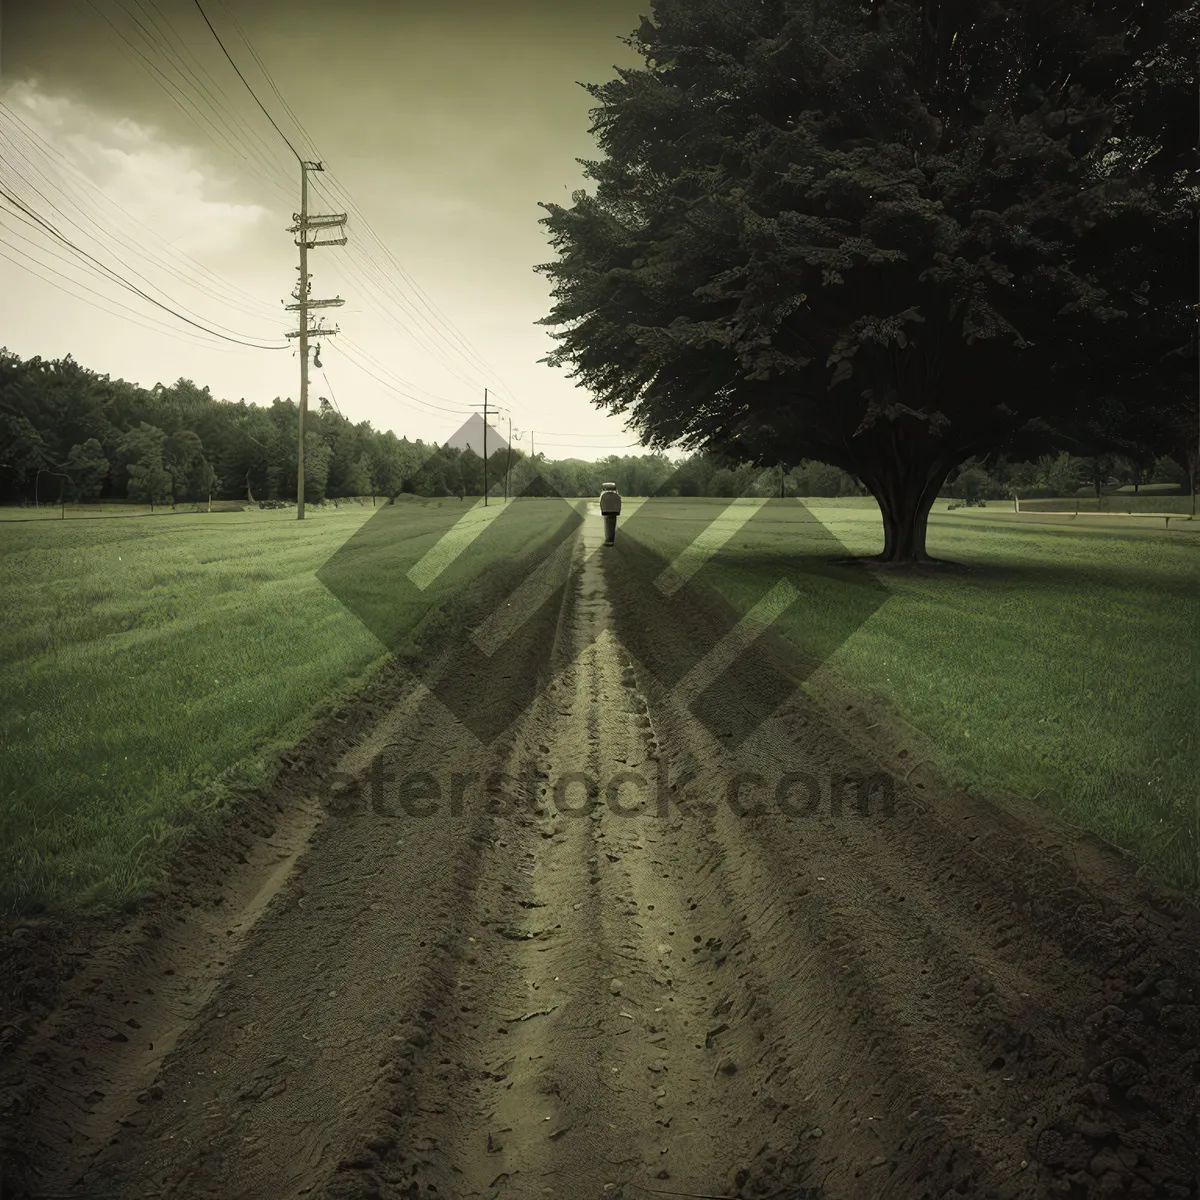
[623,497,1199,894]
[0,497,385,521]
[1018,495,1194,514]
[0,496,575,916]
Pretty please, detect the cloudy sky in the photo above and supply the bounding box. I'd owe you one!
[0,0,656,460]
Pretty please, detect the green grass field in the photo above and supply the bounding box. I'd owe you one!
[1017,494,1195,514]
[626,498,1198,893]
[3,494,1196,915]
[0,497,576,916]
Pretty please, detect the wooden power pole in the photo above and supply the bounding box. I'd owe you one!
[286,161,346,519]
[472,388,497,506]
[505,415,514,503]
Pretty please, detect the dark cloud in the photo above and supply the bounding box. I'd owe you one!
[3,0,646,137]
[0,0,650,452]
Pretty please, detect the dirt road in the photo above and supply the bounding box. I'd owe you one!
[2,506,1197,1199]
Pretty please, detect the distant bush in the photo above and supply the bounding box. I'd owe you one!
[1150,456,1187,487]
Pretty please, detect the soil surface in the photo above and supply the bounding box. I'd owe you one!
[2,505,1197,1200]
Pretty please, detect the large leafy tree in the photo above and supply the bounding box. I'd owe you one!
[163,429,207,505]
[63,438,110,500]
[1071,0,1199,497]
[119,422,172,506]
[535,0,1192,562]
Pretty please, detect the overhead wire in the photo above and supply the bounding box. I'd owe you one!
[308,170,529,409]
[0,185,290,348]
[319,370,343,419]
[112,0,294,185]
[207,0,534,416]
[125,0,295,180]
[38,0,607,430]
[0,98,285,321]
[0,0,302,351]
[331,339,477,418]
[0,234,268,354]
[189,0,302,163]
[524,429,643,439]
[309,244,491,395]
[122,0,542,423]
[46,0,455,395]
[73,0,294,206]
[0,151,286,342]
[153,0,507,414]
[301,177,505,397]
[336,333,470,407]
[532,441,644,450]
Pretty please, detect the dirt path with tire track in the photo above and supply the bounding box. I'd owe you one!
[1,503,1197,1200]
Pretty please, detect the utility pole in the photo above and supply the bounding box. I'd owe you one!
[505,416,514,503]
[285,161,346,520]
[472,388,496,505]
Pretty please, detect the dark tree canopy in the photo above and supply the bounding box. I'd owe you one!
[0,350,431,507]
[535,0,1196,562]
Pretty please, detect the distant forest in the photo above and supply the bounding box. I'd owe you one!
[0,349,1189,505]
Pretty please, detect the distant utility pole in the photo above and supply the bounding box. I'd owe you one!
[472,388,496,505]
[505,416,514,502]
[285,161,346,520]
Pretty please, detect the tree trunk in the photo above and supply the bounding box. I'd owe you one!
[858,453,959,565]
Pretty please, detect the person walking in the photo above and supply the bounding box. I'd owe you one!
[599,481,622,546]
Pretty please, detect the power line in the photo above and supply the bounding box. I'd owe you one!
[332,339,476,417]
[213,0,320,158]
[533,441,644,450]
[311,174,528,408]
[113,0,290,178]
[73,0,293,206]
[337,333,469,408]
[0,236,269,353]
[206,11,533,415]
[524,429,643,439]
[81,0,581,437]
[313,247,490,395]
[190,0,301,162]
[0,186,290,348]
[320,370,343,419]
[111,0,527,418]
[127,0,294,178]
[0,98,285,321]
[0,160,284,342]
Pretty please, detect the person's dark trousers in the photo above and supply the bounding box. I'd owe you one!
[603,513,617,545]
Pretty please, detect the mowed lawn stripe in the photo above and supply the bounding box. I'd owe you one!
[0,499,572,915]
[624,498,1198,894]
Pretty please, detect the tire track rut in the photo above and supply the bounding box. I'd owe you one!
[4,503,1196,1200]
